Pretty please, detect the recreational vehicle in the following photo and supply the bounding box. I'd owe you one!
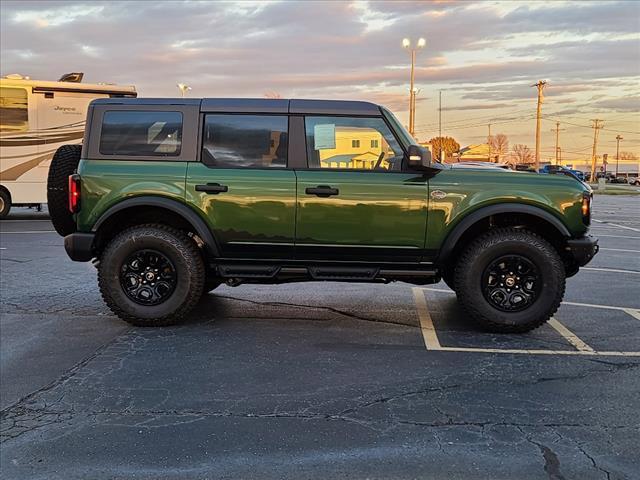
[0,73,136,217]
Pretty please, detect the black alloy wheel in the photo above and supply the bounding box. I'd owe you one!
[481,255,541,312]
[120,249,177,306]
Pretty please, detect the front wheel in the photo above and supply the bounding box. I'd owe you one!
[454,228,565,333]
[98,224,204,326]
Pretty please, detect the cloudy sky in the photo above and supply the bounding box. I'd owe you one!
[2,0,639,162]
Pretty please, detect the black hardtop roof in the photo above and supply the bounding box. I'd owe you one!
[91,98,382,115]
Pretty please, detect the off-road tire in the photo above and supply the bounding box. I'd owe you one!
[454,228,565,333]
[98,224,205,327]
[0,189,10,218]
[47,144,82,236]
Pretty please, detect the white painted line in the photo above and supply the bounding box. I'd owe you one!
[599,248,640,253]
[624,309,640,321]
[547,317,595,353]
[423,287,640,314]
[428,346,640,357]
[0,247,6,250]
[412,287,442,350]
[593,234,640,240]
[582,267,640,275]
[593,219,640,232]
[0,230,57,234]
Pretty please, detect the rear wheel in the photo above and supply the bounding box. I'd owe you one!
[98,224,205,326]
[0,189,10,218]
[47,144,82,236]
[454,228,565,333]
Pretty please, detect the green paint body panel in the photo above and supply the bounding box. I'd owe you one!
[295,170,428,262]
[185,163,297,258]
[426,168,588,256]
[76,159,188,232]
[75,161,590,267]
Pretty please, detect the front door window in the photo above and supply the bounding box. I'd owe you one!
[304,116,403,171]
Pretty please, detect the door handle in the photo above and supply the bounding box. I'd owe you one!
[195,183,228,194]
[305,185,339,197]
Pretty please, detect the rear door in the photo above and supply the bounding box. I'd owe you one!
[186,113,296,259]
[294,115,428,262]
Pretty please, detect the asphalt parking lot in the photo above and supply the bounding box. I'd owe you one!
[1,195,639,480]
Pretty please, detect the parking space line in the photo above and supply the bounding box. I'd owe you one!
[593,234,640,239]
[593,219,640,233]
[599,248,640,253]
[624,309,640,321]
[412,287,442,350]
[547,318,595,353]
[0,231,57,234]
[414,287,640,357]
[582,267,640,275]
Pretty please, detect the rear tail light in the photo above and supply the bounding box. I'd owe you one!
[581,192,591,226]
[68,174,81,213]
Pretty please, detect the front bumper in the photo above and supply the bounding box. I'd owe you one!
[64,232,95,262]
[566,235,599,267]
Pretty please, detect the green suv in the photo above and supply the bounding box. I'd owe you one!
[47,98,598,332]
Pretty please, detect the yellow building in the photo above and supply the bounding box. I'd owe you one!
[318,127,386,169]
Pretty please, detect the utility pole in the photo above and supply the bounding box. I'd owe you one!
[487,123,492,162]
[589,119,604,182]
[615,134,623,176]
[439,90,442,139]
[550,121,565,165]
[532,80,547,171]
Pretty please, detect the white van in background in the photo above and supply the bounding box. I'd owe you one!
[0,73,136,217]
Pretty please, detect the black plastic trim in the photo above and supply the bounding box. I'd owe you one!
[92,196,220,257]
[64,232,95,261]
[436,203,572,265]
[567,235,599,266]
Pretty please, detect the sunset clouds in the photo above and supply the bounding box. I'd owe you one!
[1,0,639,158]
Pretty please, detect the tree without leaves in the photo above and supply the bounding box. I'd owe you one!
[512,144,533,164]
[428,136,460,161]
[489,133,509,161]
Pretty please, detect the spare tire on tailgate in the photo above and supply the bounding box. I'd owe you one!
[47,144,82,236]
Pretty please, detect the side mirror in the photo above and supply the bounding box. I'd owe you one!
[407,145,432,170]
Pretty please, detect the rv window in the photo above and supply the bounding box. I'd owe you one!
[99,111,183,156]
[0,87,29,133]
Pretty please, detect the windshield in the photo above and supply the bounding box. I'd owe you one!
[381,107,415,148]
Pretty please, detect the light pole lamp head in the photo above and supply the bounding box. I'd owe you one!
[402,38,411,49]
[417,37,426,48]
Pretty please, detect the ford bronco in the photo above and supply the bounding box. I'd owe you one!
[47,98,598,332]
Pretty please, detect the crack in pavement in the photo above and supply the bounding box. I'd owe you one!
[213,293,417,328]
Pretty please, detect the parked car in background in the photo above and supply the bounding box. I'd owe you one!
[539,165,586,183]
[628,176,640,186]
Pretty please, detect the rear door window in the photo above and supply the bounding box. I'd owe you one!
[201,114,288,168]
[99,111,182,156]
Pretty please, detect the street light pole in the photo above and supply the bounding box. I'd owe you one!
[403,37,425,137]
[616,134,623,176]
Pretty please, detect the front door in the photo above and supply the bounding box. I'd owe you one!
[295,115,428,262]
[186,114,296,259]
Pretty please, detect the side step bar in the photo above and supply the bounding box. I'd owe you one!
[215,263,438,284]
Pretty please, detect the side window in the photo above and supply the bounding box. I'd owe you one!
[99,111,182,156]
[0,87,29,132]
[202,114,288,168]
[305,116,403,171]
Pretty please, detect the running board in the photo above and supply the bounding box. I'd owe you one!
[214,263,439,284]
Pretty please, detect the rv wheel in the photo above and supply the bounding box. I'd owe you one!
[47,144,82,236]
[0,189,10,218]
